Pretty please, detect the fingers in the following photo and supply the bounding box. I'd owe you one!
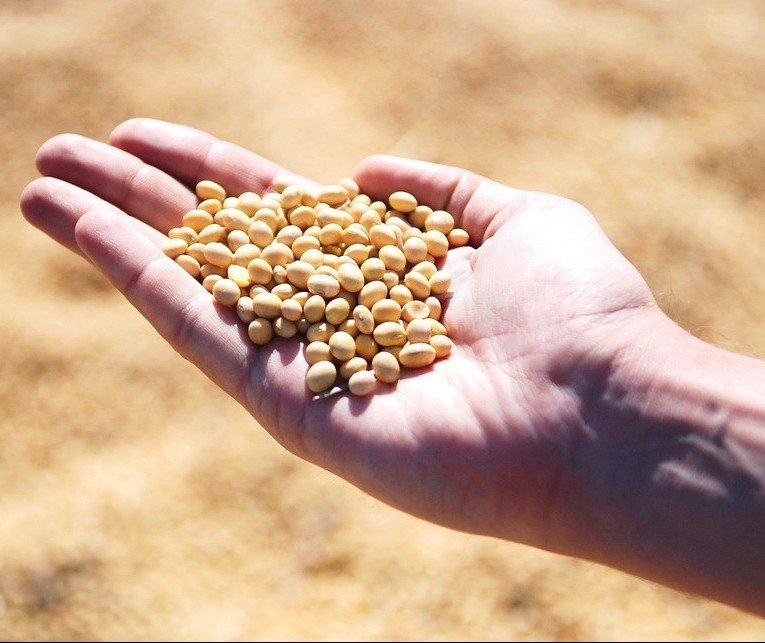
[109,118,314,197]
[354,155,528,245]
[73,208,251,398]
[36,133,197,234]
[21,177,167,256]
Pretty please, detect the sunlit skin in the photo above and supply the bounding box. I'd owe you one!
[22,118,765,616]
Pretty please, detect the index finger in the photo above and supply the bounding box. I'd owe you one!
[353,155,528,245]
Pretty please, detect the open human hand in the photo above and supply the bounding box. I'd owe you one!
[21,118,662,554]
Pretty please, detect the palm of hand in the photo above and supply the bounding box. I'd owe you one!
[22,119,656,549]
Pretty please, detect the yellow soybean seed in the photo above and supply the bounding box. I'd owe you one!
[403,227,423,241]
[216,208,250,232]
[318,223,344,246]
[348,369,378,396]
[430,334,453,358]
[260,243,294,268]
[369,224,398,248]
[360,209,382,229]
[382,271,400,289]
[325,298,351,325]
[292,292,310,308]
[360,258,385,281]
[423,230,449,257]
[281,298,303,322]
[286,260,316,289]
[307,274,341,298]
[342,224,369,246]
[248,220,275,247]
[378,246,407,272]
[303,295,326,323]
[388,191,417,213]
[338,177,360,199]
[317,184,348,206]
[272,264,288,284]
[168,226,198,245]
[372,351,400,383]
[222,196,239,209]
[273,317,298,339]
[305,341,332,364]
[316,208,351,228]
[355,334,378,360]
[344,243,371,264]
[337,318,359,337]
[237,191,261,215]
[200,263,226,279]
[186,242,206,263]
[300,248,325,268]
[227,264,252,287]
[306,361,337,394]
[233,243,261,266]
[406,318,432,344]
[339,356,367,380]
[196,180,226,202]
[252,292,283,319]
[253,207,279,232]
[236,297,256,323]
[248,318,273,345]
[399,343,437,369]
[271,283,297,300]
[247,258,273,285]
[280,185,303,209]
[403,236,428,264]
[358,281,388,309]
[212,278,241,306]
[329,331,356,361]
[198,223,227,244]
[411,261,438,279]
[337,263,365,293]
[249,284,269,298]
[428,319,448,336]
[292,234,321,257]
[176,254,200,277]
[402,300,431,321]
[203,242,234,268]
[448,228,470,247]
[289,205,317,230]
[162,238,188,258]
[404,271,431,299]
[373,321,407,347]
[425,295,442,319]
[203,274,223,292]
[408,204,432,229]
[306,321,335,343]
[371,298,402,323]
[425,210,455,234]
[429,270,452,294]
[197,199,222,215]
[369,201,387,216]
[227,229,250,252]
[353,305,375,334]
[276,224,302,247]
[389,284,413,306]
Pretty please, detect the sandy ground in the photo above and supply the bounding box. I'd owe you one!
[2,0,765,639]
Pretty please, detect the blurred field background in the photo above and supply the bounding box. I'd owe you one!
[2,0,765,640]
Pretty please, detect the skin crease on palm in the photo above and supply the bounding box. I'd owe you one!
[21,118,664,566]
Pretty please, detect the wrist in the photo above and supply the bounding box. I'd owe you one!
[562,309,765,614]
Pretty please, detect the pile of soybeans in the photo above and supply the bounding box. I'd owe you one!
[162,177,468,397]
